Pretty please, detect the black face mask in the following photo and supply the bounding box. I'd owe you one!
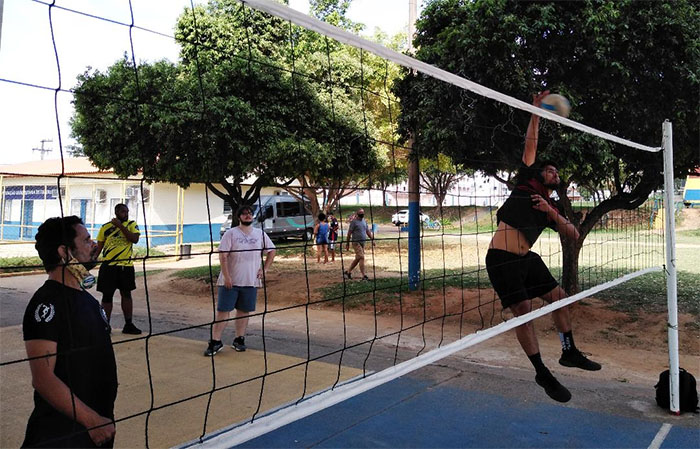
[357,214,364,219]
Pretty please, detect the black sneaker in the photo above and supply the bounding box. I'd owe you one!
[232,336,247,352]
[535,371,572,403]
[122,322,142,335]
[343,271,352,280]
[362,275,370,281]
[559,349,602,371]
[204,340,223,356]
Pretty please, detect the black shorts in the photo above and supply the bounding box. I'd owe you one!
[485,249,558,309]
[97,264,136,298]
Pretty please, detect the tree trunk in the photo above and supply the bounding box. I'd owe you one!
[560,236,582,294]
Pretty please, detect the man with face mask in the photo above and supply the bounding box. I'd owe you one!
[485,92,601,404]
[344,208,374,281]
[23,216,117,447]
[204,205,276,356]
[96,203,141,335]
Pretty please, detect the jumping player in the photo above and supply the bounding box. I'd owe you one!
[485,91,601,403]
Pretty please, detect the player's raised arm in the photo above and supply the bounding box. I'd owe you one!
[522,91,550,167]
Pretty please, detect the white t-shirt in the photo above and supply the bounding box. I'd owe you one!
[217,227,275,288]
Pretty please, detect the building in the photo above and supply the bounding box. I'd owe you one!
[0,158,237,245]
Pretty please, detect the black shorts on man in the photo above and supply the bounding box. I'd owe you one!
[96,265,136,297]
[485,249,558,308]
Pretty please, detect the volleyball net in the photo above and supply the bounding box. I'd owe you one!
[0,0,683,447]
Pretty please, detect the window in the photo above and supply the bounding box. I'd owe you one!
[278,201,301,217]
[223,201,232,214]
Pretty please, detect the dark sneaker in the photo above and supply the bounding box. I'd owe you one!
[122,322,142,335]
[362,275,370,281]
[343,271,352,280]
[204,340,223,356]
[535,371,572,403]
[232,336,247,352]
[559,349,602,371]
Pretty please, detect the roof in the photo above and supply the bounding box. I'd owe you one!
[0,157,113,177]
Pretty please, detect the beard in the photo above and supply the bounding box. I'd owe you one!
[543,181,560,190]
[240,220,254,226]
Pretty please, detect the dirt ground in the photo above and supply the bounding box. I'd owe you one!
[160,259,699,384]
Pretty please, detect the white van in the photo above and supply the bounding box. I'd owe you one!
[220,196,315,240]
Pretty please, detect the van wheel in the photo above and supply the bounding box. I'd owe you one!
[303,229,314,241]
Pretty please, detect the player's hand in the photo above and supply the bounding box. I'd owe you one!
[87,414,115,446]
[224,278,233,289]
[532,90,550,107]
[531,194,552,213]
[257,268,264,280]
[110,218,122,227]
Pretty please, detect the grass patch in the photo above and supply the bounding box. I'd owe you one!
[0,246,166,274]
[678,228,700,238]
[319,265,699,318]
[592,270,700,316]
[0,256,44,273]
[171,265,221,283]
[319,267,491,308]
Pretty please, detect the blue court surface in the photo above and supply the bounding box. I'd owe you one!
[240,377,699,448]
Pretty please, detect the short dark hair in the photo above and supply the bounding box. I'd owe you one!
[318,213,327,222]
[236,205,254,218]
[35,216,84,272]
[537,160,558,171]
[115,203,128,214]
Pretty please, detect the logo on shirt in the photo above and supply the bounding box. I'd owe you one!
[234,235,259,245]
[34,303,55,323]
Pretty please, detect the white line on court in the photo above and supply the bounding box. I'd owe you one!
[648,423,672,449]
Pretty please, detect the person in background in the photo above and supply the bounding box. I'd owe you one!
[327,213,339,263]
[314,213,330,264]
[96,203,141,335]
[344,208,374,281]
[204,205,276,356]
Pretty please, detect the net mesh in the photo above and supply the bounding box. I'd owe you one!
[0,1,669,447]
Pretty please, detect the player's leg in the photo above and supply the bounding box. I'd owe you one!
[232,287,256,352]
[101,291,115,321]
[486,249,571,402]
[529,253,601,372]
[540,285,601,371]
[205,286,237,356]
[97,264,116,322]
[345,243,360,277]
[119,267,141,334]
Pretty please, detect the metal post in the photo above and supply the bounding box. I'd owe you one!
[408,149,420,290]
[407,0,420,291]
[662,120,680,415]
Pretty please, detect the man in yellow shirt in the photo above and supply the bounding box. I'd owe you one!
[96,204,141,334]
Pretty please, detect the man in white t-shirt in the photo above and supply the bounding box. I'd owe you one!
[204,205,276,356]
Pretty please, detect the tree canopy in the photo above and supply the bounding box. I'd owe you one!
[71,0,384,217]
[395,0,699,291]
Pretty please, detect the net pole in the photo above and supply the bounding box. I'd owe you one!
[662,120,680,415]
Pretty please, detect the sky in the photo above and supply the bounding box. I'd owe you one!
[0,0,419,165]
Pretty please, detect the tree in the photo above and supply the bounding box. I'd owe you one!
[419,154,468,208]
[173,0,383,217]
[71,57,375,222]
[395,0,699,293]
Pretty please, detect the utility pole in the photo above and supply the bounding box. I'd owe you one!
[32,139,53,160]
[407,0,420,290]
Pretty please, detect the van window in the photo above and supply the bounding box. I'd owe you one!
[262,205,273,219]
[278,201,301,217]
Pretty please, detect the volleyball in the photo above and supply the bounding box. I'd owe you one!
[540,93,571,118]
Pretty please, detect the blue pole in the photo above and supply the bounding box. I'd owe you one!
[408,200,420,290]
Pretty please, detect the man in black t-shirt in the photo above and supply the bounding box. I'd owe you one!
[485,92,601,404]
[22,216,117,448]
